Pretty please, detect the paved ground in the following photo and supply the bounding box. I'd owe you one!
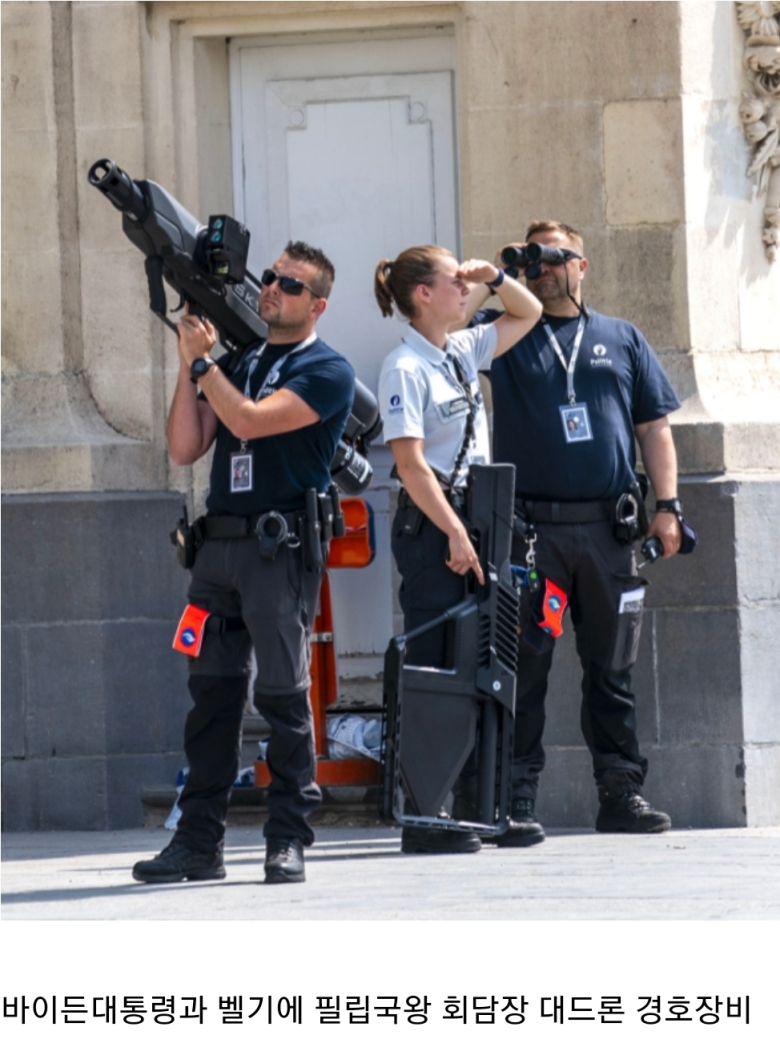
[3,825,780,921]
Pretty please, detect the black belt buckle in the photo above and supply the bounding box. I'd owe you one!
[254,511,288,561]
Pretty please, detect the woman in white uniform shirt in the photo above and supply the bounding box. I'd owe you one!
[376,245,541,854]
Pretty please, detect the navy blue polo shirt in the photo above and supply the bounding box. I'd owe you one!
[205,337,355,514]
[474,308,680,501]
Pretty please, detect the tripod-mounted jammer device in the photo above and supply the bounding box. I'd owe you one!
[381,464,520,836]
[88,158,381,495]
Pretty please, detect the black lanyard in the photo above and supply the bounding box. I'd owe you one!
[242,333,317,400]
[447,353,478,489]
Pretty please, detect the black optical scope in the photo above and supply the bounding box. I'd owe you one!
[500,242,580,280]
[88,158,382,495]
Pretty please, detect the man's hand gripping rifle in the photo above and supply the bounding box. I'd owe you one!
[381,465,519,836]
[88,158,381,494]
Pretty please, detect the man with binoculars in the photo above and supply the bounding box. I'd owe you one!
[465,220,684,845]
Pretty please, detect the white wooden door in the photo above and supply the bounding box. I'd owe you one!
[230,33,458,389]
[264,72,457,391]
[230,33,458,656]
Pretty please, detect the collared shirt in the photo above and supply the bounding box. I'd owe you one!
[378,322,498,487]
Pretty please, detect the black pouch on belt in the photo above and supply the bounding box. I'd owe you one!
[328,483,346,539]
[170,505,201,570]
[397,490,425,537]
[303,487,324,573]
[317,489,337,543]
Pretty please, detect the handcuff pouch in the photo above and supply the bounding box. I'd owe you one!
[254,511,288,561]
[612,481,647,545]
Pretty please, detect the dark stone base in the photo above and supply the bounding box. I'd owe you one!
[2,491,190,830]
[522,474,780,828]
[2,476,778,830]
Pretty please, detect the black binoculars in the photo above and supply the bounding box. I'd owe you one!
[501,242,579,280]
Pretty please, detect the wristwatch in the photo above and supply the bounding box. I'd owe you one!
[485,268,505,290]
[655,497,682,515]
[190,357,216,384]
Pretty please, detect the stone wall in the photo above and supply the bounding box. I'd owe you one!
[2,1,165,495]
[2,1,778,829]
[1,492,189,830]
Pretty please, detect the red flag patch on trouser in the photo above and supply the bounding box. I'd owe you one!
[172,604,211,657]
[535,579,568,638]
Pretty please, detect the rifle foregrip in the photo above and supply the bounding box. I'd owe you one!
[144,256,177,333]
[145,256,167,316]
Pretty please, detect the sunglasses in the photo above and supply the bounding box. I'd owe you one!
[260,269,320,298]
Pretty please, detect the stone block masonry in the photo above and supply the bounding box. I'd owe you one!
[1,491,191,830]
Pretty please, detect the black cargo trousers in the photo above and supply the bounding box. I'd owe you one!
[391,501,466,668]
[512,519,649,801]
[392,501,482,817]
[173,533,323,854]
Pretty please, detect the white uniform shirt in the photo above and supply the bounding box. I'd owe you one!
[378,323,498,488]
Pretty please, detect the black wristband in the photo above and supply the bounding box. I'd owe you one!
[485,269,505,290]
[655,497,682,514]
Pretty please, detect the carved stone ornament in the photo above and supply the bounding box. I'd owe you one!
[736,2,780,261]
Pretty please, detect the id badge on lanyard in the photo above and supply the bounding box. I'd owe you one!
[230,447,253,493]
[543,316,593,445]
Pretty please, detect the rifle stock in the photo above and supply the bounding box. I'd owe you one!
[381,464,519,834]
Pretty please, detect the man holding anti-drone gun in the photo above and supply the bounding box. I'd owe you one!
[89,160,381,886]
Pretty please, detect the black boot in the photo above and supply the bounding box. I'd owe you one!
[494,798,545,848]
[596,790,671,833]
[265,837,306,884]
[132,841,225,883]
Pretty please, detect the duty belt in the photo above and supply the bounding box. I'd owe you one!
[198,511,302,541]
[515,497,612,525]
[198,499,337,568]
